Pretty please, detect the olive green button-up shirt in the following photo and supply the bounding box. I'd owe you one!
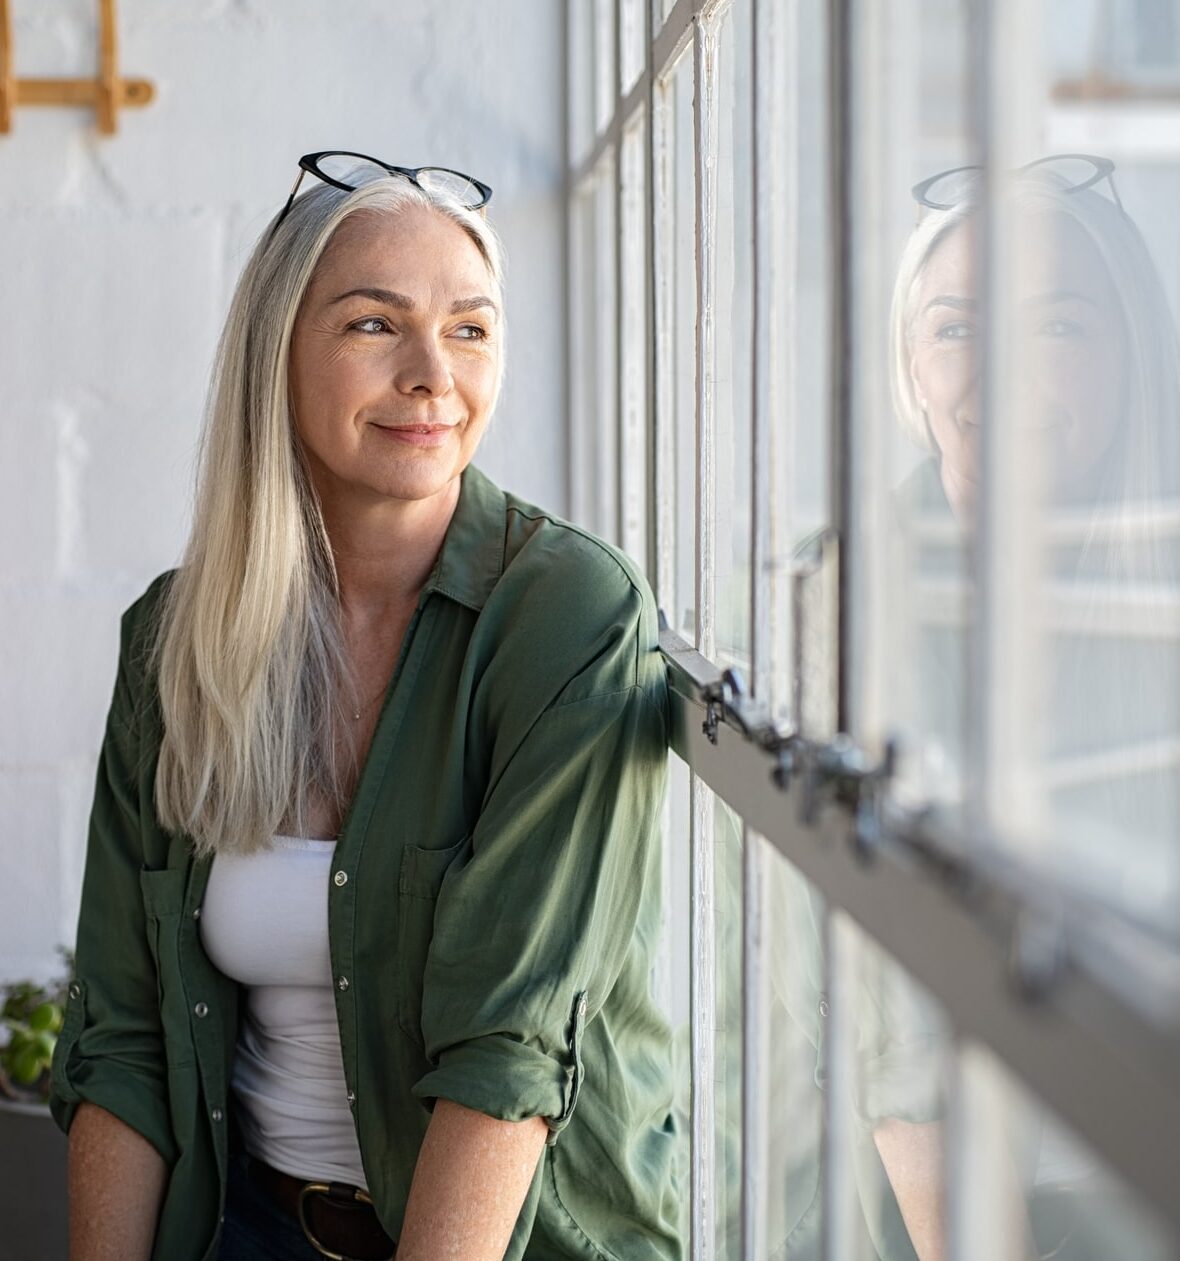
[50,465,684,1261]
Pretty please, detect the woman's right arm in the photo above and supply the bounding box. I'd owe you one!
[51,585,179,1259]
[69,1102,167,1261]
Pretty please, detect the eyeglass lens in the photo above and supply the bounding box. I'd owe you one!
[922,156,1108,210]
[314,155,485,208]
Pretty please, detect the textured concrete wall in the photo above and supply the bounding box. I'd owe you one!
[0,1,565,980]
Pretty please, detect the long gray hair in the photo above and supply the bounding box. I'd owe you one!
[154,173,505,855]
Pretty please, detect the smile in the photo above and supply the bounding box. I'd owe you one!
[372,423,456,448]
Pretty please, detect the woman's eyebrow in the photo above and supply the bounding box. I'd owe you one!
[1023,289,1098,308]
[328,287,413,308]
[326,287,499,318]
[450,295,500,317]
[923,294,977,314]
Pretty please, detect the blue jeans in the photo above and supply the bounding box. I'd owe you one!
[217,1153,323,1261]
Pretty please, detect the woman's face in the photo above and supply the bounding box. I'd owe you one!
[908,214,1127,514]
[289,204,501,511]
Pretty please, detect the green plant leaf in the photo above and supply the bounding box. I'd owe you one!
[11,1044,42,1085]
[28,1002,58,1033]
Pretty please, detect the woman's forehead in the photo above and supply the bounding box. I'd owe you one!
[313,205,496,297]
[917,213,1115,307]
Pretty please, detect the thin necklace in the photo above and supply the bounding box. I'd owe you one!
[350,683,387,722]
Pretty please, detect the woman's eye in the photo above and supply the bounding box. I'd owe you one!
[351,317,391,334]
[936,321,975,341]
[1040,318,1083,338]
[455,324,488,341]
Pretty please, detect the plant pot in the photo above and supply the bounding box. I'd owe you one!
[0,1096,68,1259]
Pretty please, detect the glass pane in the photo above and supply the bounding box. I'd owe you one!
[714,797,743,1259]
[764,841,827,1260]
[956,1044,1175,1261]
[712,0,754,676]
[654,50,697,641]
[620,0,646,96]
[656,753,692,1255]
[655,0,679,37]
[620,113,649,566]
[977,0,1180,932]
[569,0,595,164]
[830,915,953,1261]
[770,0,834,732]
[569,179,598,530]
[569,161,618,541]
[594,0,617,136]
[849,0,974,810]
[593,152,619,545]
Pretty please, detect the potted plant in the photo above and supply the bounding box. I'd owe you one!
[0,953,71,1258]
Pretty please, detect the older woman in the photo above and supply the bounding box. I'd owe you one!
[50,154,682,1261]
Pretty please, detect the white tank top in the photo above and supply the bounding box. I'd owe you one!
[199,836,368,1188]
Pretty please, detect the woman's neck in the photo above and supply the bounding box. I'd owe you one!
[322,475,462,621]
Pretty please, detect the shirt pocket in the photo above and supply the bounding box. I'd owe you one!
[140,867,197,1067]
[395,834,470,1045]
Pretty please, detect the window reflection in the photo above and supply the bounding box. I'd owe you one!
[890,156,1180,923]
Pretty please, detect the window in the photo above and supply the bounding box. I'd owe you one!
[567,1,1180,1257]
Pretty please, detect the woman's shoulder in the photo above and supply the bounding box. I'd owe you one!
[118,569,177,678]
[467,479,661,707]
[498,486,654,622]
[506,491,645,590]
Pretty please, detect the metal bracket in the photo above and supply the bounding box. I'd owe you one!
[700,667,748,745]
[0,0,155,135]
[659,618,896,849]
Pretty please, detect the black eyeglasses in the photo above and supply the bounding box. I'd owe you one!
[271,150,493,237]
[912,153,1123,215]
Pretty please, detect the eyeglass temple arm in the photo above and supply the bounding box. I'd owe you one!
[266,168,309,245]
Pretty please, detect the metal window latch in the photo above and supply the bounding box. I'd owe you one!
[1009,903,1067,1001]
[701,667,748,745]
[799,733,897,854]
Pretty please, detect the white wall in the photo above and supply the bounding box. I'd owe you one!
[0,1,566,980]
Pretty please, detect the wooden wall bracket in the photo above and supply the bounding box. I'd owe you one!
[0,0,155,135]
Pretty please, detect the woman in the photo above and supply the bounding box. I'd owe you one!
[50,154,682,1261]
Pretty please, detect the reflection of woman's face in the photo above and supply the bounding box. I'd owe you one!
[908,214,1126,516]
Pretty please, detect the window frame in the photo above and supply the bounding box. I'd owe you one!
[567,0,1180,1253]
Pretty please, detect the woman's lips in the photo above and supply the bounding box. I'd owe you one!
[372,423,455,448]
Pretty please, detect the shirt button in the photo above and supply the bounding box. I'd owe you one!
[333,870,348,887]
[211,1107,223,1122]
[68,982,82,1001]
[194,1001,209,1018]
[577,997,588,1018]
[818,998,830,1019]
[192,907,202,920]
[346,1090,357,1106]
[337,976,350,992]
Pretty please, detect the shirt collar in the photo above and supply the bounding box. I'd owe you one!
[422,464,507,612]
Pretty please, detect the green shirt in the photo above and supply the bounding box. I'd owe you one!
[50,465,684,1261]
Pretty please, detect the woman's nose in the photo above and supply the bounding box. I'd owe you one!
[954,356,983,426]
[393,337,453,397]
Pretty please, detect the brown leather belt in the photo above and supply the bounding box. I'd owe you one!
[247,1157,396,1260]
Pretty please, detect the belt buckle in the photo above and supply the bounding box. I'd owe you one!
[297,1180,392,1261]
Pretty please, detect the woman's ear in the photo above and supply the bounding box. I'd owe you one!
[910,353,928,413]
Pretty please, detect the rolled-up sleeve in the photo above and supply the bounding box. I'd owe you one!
[412,582,667,1141]
[50,603,178,1165]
